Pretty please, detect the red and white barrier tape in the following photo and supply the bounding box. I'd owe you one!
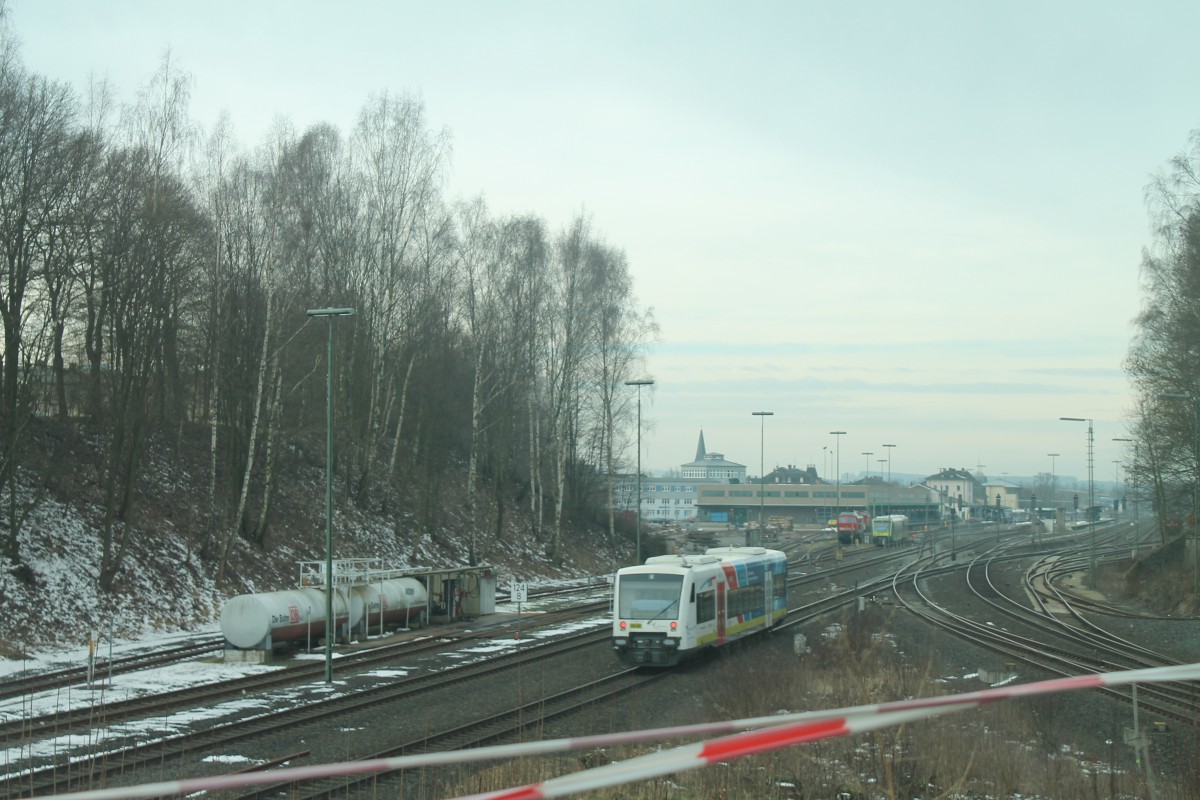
[452,662,1200,800]
[40,662,1200,800]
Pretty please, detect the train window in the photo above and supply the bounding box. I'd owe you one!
[696,589,715,623]
[618,574,684,620]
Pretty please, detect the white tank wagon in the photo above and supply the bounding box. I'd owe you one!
[221,588,348,652]
[348,577,429,636]
[220,578,429,654]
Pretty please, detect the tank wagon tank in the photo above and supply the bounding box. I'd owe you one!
[220,578,428,653]
[349,578,429,636]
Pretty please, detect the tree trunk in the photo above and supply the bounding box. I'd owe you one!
[216,292,272,586]
[252,358,284,546]
[385,354,416,488]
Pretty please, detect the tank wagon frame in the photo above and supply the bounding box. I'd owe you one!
[221,559,496,661]
[611,546,787,667]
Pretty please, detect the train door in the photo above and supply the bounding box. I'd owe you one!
[716,580,727,645]
[763,571,775,628]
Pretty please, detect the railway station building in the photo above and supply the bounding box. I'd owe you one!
[613,430,746,524]
[693,476,940,527]
[616,431,964,527]
[925,467,986,519]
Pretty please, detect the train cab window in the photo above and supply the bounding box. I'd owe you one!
[696,589,715,623]
[618,573,685,620]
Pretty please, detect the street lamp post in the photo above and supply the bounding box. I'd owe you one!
[1060,417,1096,589]
[1047,453,1059,528]
[306,306,355,685]
[862,451,874,517]
[752,411,774,547]
[830,432,846,524]
[625,379,654,565]
[1113,437,1139,555]
[883,443,896,515]
[1113,461,1122,511]
[1158,392,1199,603]
[877,457,888,523]
[950,489,957,560]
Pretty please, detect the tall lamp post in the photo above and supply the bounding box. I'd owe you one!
[1060,417,1095,588]
[883,443,896,515]
[306,306,355,685]
[862,451,874,517]
[1047,453,1059,517]
[830,431,846,524]
[1113,460,1122,504]
[1158,392,1198,603]
[625,379,654,565]
[1113,437,1139,555]
[752,411,774,546]
[877,457,888,521]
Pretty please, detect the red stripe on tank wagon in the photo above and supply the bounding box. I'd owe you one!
[700,717,849,762]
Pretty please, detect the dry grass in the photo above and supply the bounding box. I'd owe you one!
[437,608,1195,800]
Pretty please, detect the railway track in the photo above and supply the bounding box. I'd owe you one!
[891,539,1200,729]
[229,569,898,800]
[233,667,666,800]
[0,636,225,703]
[5,527,1190,800]
[0,600,609,751]
[1,625,613,799]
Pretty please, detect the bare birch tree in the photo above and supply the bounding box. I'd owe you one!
[347,92,448,503]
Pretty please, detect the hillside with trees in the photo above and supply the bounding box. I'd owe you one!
[1127,129,1200,544]
[0,8,653,651]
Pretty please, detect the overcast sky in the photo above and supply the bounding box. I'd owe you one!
[10,1,1196,484]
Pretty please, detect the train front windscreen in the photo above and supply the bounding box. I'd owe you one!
[617,573,685,620]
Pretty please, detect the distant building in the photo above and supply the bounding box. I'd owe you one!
[680,430,747,481]
[766,464,821,485]
[925,467,985,517]
[983,478,1023,511]
[616,430,745,523]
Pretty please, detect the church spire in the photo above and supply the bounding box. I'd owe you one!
[695,429,707,462]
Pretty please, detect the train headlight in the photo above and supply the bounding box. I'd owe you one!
[619,620,627,630]
[669,621,678,631]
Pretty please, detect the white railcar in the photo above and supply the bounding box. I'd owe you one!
[871,514,911,546]
[611,546,787,667]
